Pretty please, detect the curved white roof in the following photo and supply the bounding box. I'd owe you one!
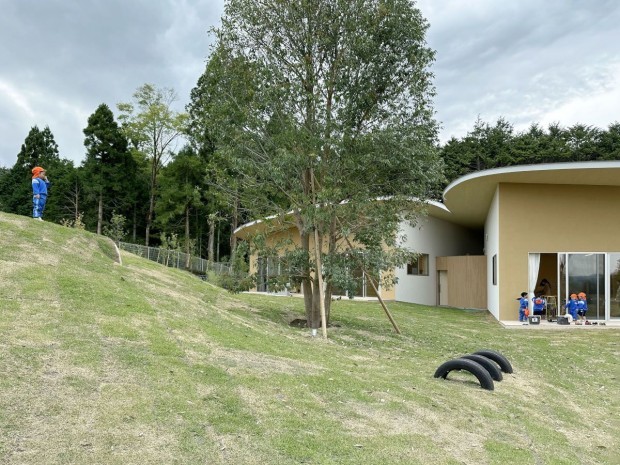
[442,161,620,228]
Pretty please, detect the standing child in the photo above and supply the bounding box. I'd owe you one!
[532,295,546,316]
[518,292,529,323]
[576,292,588,325]
[564,293,578,323]
[31,166,50,221]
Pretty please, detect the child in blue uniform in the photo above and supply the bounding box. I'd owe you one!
[564,293,578,323]
[518,292,529,322]
[532,296,546,316]
[31,166,50,220]
[576,292,588,325]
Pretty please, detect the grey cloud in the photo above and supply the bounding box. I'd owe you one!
[0,0,222,167]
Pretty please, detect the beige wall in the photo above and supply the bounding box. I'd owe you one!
[245,225,396,299]
[498,183,620,320]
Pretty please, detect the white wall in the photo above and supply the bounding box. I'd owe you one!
[395,216,482,305]
[485,188,500,319]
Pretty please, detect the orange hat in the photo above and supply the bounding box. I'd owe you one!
[32,166,46,178]
[570,293,577,299]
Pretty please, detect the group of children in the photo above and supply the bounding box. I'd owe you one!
[518,290,589,324]
[564,292,589,325]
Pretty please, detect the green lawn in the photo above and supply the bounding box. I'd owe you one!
[0,212,618,464]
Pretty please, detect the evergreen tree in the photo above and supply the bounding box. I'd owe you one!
[597,122,620,160]
[155,145,206,266]
[82,104,136,234]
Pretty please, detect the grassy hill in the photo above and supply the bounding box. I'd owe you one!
[0,212,618,465]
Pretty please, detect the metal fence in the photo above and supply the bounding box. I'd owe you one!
[118,242,231,275]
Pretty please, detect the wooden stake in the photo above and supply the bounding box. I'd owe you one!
[338,220,401,335]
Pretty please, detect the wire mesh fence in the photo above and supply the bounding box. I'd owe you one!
[118,242,231,276]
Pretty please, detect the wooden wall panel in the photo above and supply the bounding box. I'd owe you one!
[446,256,487,309]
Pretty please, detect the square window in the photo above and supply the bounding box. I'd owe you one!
[407,254,429,276]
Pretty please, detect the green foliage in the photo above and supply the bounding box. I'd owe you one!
[218,241,253,293]
[82,103,137,231]
[117,83,189,245]
[440,119,620,189]
[60,212,86,230]
[102,212,128,243]
[159,232,182,251]
[191,0,443,322]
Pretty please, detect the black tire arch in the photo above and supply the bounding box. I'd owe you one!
[472,350,513,374]
[433,358,495,391]
[460,354,503,381]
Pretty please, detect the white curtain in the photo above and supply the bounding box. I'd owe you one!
[528,253,541,311]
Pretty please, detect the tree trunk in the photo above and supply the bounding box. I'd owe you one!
[300,231,315,326]
[132,205,137,242]
[230,194,239,253]
[145,160,158,246]
[208,216,215,262]
[97,192,103,235]
[74,180,79,222]
[185,206,191,269]
[311,274,321,330]
[145,192,154,246]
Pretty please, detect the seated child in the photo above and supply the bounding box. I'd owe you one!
[564,293,578,323]
[576,292,588,324]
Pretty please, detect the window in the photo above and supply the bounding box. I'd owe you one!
[407,254,429,276]
[492,254,497,285]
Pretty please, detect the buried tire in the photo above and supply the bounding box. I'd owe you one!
[460,354,503,381]
[433,358,495,391]
[472,349,513,374]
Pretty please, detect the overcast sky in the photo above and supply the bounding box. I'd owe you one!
[1,0,619,168]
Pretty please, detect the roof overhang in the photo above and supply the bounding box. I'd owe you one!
[442,161,620,229]
[233,198,454,239]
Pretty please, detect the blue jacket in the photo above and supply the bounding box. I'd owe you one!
[565,299,578,312]
[576,299,588,312]
[519,297,528,310]
[532,297,546,311]
[32,178,49,197]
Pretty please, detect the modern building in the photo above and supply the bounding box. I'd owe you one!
[234,161,620,323]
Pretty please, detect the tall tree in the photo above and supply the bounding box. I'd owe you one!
[155,145,206,267]
[597,122,620,160]
[117,84,188,246]
[187,45,257,258]
[82,103,136,234]
[202,0,443,331]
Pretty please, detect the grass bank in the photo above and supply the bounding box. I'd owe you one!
[0,212,618,464]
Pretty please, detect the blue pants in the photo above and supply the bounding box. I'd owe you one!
[33,195,47,218]
[519,309,527,322]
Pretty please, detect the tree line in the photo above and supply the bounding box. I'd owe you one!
[438,117,620,194]
[0,84,229,263]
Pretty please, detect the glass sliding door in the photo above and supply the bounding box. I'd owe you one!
[559,253,606,320]
[610,253,620,319]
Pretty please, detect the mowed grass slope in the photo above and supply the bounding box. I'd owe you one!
[0,212,618,465]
